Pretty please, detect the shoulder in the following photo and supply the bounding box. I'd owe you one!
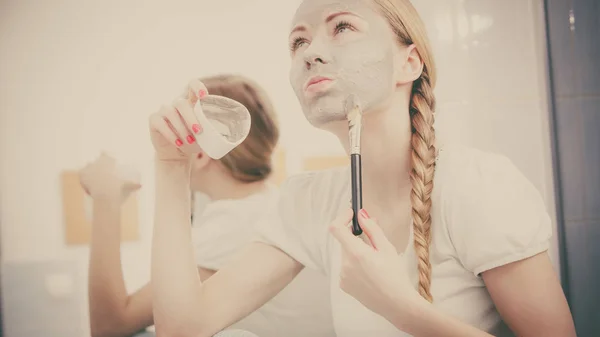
[434,144,523,186]
[433,144,552,275]
[433,143,547,214]
[433,144,540,202]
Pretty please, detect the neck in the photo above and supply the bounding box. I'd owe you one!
[331,92,413,213]
[191,168,269,201]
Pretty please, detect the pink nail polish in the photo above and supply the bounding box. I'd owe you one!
[192,124,202,134]
[175,139,183,147]
[198,90,207,99]
[186,135,195,144]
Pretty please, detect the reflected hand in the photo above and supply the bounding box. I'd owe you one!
[79,153,141,203]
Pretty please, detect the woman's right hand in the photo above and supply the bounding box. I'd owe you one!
[148,79,209,163]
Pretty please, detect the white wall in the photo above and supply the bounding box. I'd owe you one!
[0,0,558,335]
[412,0,559,266]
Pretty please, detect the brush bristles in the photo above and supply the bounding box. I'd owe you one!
[345,94,363,154]
[347,108,361,126]
[344,94,362,122]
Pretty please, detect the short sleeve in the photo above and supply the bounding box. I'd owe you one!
[444,151,553,276]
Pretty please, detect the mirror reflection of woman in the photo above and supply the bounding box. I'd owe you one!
[148,1,577,336]
[81,75,335,337]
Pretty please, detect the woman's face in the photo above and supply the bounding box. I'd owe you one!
[288,0,398,128]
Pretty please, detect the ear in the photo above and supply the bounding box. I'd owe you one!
[192,151,211,170]
[395,44,424,85]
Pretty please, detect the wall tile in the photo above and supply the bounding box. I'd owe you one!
[416,0,543,104]
[581,97,600,219]
[554,98,586,220]
[564,220,600,335]
[546,0,577,98]
[441,98,550,194]
[573,0,600,96]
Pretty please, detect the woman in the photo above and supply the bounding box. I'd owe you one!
[80,74,335,337]
[148,1,577,336]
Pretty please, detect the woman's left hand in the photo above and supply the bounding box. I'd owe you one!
[329,208,420,321]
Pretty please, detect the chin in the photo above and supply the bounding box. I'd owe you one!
[305,112,347,128]
[302,93,348,127]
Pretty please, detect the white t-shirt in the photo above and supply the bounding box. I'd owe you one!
[254,145,552,337]
[191,185,336,337]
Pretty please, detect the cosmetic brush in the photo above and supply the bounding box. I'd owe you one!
[345,94,364,236]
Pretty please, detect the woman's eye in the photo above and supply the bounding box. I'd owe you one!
[334,21,353,35]
[290,37,308,52]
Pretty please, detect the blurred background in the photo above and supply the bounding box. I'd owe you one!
[0,0,598,336]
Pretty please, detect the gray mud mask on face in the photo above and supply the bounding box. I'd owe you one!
[289,0,396,127]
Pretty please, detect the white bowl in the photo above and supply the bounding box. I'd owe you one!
[193,94,251,159]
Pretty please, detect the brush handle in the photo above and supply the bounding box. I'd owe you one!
[350,153,363,236]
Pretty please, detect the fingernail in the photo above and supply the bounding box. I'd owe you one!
[359,209,370,219]
[198,90,207,99]
[186,135,196,144]
[175,139,183,147]
[192,124,202,134]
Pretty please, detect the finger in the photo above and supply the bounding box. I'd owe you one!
[124,181,142,191]
[99,151,113,162]
[359,231,375,247]
[185,79,207,135]
[98,151,116,168]
[358,209,395,253]
[187,78,209,105]
[78,168,91,195]
[165,103,197,148]
[346,220,375,246]
[173,97,203,137]
[149,110,184,148]
[82,186,91,196]
[329,209,365,251]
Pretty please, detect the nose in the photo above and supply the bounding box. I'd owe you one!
[305,55,326,68]
[303,39,330,70]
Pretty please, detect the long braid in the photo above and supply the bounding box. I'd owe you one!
[409,69,436,302]
[374,0,438,302]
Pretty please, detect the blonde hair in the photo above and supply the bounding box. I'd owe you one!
[374,0,437,302]
[201,74,280,183]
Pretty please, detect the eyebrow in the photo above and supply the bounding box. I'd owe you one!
[289,11,362,38]
[325,11,362,23]
[289,25,307,38]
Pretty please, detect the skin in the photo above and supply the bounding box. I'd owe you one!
[289,0,397,128]
[148,1,577,336]
[81,150,267,336]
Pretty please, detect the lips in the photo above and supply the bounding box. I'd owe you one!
[304,76,333,91]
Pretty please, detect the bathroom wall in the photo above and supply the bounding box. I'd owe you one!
[544,0,600,335]
[0,0,560,335]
